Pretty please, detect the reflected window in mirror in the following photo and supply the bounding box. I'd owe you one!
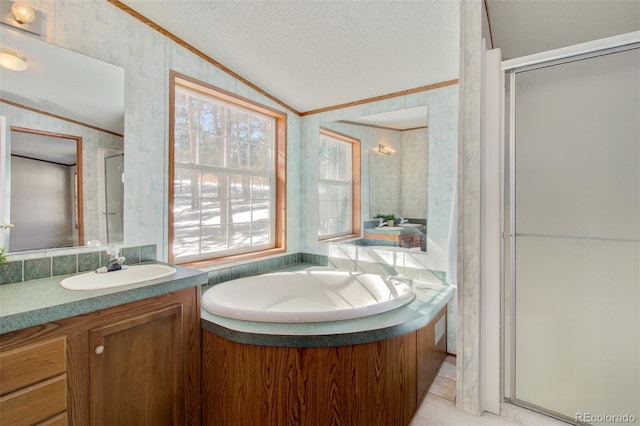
[169,72,286,265]
[318,128,361,241]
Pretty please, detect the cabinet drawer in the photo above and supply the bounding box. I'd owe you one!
[0,374,67,426]
[0,337,66,395]
[37,412,68,426]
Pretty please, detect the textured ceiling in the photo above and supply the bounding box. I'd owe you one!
[119,0,460,114]
[486,0,640,59]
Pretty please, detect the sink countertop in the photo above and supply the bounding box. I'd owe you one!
[201,265,455,348]
[0,262,207,335]
[365,226,423,235]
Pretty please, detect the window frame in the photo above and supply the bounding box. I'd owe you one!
[317,127,361,241]
[169,71,287,266]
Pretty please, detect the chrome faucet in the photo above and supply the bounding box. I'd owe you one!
[398,217,409,224]
[378,219,388,227]
[96,243,127,273]
[389,275,413,287]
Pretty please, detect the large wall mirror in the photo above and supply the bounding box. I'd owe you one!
[0,28,125,253]
[322,105,429,250]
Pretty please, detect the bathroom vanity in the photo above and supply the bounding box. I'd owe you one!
[0,264,206,426]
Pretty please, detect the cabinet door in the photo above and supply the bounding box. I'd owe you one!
[89,305,184,426]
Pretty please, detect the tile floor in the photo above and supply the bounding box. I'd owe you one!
[410,356,571,426]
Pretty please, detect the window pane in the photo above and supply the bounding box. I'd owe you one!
[338,144,352,181]
[231,198,251,224]
[229,223,251,249]
[249,143,271,172]
[318,182,329,201]
[251,221,270,245]
[209,102,225,136]
[229,174,250,198]
[173,225,200,258]
[319,200,330,218]
[318,131,357,239]
[174,129,194,163]
[201,200,221,226]
[250,117,271,144]
[330,184,340,200]
[252,199,270,222]
[227,110,249,142]
[252,176,270,198]
[327,160,338,180]
[201,226,226,253]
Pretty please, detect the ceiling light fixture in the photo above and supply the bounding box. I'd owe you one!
[0,1,42,36]
[10,2,35,25]
[0,48,28,71]
[378,144,394,155]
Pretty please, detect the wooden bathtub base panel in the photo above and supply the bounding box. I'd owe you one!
[202,306,447,426]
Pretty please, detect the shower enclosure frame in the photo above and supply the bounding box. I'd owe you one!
[500,31,640,423]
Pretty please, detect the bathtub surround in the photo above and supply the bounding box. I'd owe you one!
[328,243,446,284]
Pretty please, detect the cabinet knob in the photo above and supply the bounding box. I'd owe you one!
[95,345,104,355]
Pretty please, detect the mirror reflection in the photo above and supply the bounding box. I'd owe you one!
[0,28,125,253]
[323,105,429,251]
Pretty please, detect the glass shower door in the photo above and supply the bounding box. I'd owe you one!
[509,48,639,423]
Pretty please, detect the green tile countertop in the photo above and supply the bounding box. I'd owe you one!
[0,262,207,335]
[365,228,410,235]
[201,265,455,348]
[364,226,424,236]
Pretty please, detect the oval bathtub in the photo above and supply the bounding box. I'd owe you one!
[202,270,415,322]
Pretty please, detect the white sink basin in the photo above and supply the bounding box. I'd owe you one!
[374,226,404,231]
[60,264,177,290]
[399,223,423,228]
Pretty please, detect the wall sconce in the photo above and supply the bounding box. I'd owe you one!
[378,144,394,155]
[0,2,43,36]
[10,2,35,25]
[0,48,28,71]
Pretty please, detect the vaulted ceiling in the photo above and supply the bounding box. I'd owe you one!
[117,0,638,125]
[118,0,461,115]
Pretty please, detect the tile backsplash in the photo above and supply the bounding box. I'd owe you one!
[0,245,157,285]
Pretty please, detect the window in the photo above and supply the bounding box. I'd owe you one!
[170,72,286,264]
[318,128,360,240]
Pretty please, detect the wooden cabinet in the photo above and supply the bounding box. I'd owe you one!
[0,337,67,425]
[89,305,186,426]
[399,232,422,249]
[364,229,423,248]
[0,287,200,426]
